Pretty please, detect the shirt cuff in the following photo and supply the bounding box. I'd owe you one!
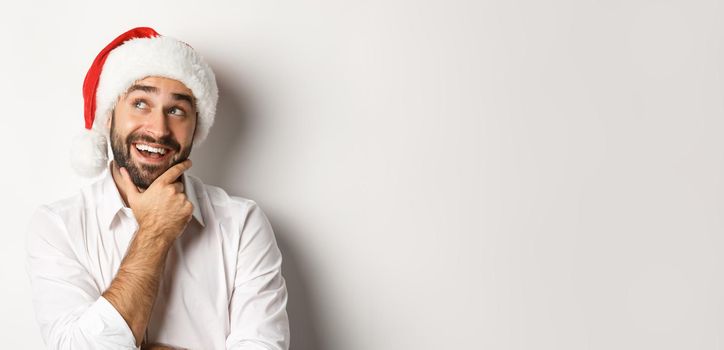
[77,296,139,349]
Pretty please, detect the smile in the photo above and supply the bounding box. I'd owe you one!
[132,142,173,163]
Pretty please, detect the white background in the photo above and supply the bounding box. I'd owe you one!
[1,0,722,349]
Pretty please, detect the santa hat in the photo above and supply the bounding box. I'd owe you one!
[71,26,218,177]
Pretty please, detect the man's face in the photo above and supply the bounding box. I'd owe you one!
[108,76,198,189]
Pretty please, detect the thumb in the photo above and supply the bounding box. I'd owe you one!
[117,166,141,204]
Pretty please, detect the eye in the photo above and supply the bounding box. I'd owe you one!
[168,106,186,117]
[133,99,148,109]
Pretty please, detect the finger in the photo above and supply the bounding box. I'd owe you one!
[117,166,141,201]
[155,159,192,185]
[172,182,184,193]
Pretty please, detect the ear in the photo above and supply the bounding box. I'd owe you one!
[106,109,113,130]
[192,112,199,140]
[107,95,123,130]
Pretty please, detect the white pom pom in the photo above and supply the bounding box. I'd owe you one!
[70,128,109,177]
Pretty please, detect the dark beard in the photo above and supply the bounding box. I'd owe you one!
[109,111,193,189]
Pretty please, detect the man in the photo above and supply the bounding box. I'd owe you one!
[25,27,290,350]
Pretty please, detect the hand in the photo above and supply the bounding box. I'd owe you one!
[116,159,194,242]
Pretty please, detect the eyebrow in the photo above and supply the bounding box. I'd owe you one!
[172,93,195,108]
[126,84,196,108]
[126,84,158,95]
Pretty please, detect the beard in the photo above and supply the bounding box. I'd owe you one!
[109,112,193,189]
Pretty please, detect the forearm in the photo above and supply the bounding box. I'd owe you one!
[102,224,173,346]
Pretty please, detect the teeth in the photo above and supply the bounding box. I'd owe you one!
[135,143,166,155]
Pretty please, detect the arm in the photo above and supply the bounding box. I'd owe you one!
[101,224,173,345]
[103,160,194,346]
[226,201,290,350]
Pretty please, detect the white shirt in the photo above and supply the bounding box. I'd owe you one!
[26,162,290,350]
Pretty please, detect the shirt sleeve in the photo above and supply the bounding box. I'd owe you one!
[25,205,139,350]
[226,201,290,350]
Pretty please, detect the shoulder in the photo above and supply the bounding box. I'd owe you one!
[190,176,278,248]
[186,173,268,223]
[34,178,102,228]
[26,178,103,253]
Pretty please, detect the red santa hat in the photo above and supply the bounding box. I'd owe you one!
[71,27,218,177]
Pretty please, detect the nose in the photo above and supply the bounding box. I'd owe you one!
[143,107,170,139]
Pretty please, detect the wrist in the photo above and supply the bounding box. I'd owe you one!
[136,223,176,249]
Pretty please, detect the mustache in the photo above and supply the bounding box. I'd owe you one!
[126,133,181,152]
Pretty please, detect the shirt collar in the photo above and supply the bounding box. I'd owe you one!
[99,161,205,230]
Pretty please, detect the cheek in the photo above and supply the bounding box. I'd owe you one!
[173,121,197,145]
[111,107,137,133]
[114,113,148,137]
